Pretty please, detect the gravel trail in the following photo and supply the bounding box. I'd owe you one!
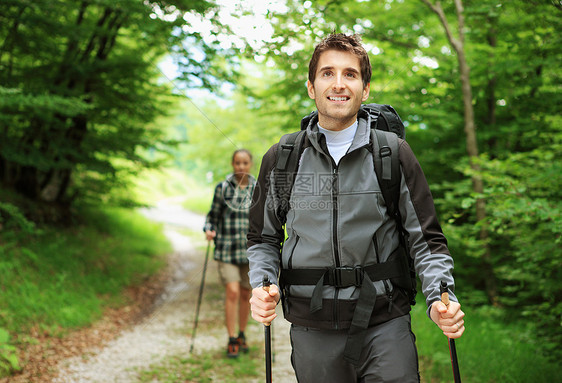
[53,198,297,383]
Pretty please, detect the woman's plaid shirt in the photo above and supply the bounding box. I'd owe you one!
[204,174,256,265]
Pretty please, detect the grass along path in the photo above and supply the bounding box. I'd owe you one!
[0,206,172,382]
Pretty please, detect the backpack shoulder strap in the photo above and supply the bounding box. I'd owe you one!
[372,128,418,305]
[274,130,308,223]
[371,129,401,221]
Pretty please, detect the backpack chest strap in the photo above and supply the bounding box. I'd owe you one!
[279,249,406,313]
[280,258,404,287]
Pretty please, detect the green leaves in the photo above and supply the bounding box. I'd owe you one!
[0,0,237,210]
[0,201,36,233]
[0,328,20,377]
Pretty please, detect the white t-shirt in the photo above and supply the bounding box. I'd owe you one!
[317,121,358,165]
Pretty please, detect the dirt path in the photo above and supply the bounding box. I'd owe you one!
[50,198,297,383]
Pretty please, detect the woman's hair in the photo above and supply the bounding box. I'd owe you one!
[232,148,253,162]
[308,33,372,89]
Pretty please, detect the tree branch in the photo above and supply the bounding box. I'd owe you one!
[419,0,461,53]
[80,7,112,63]
[454,0,465,46]
[370,33,419,50]
[96,10,124,60]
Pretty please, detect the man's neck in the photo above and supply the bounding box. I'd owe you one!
[317,115,359,131]
[317,121,358,165]
[317,121,357,139]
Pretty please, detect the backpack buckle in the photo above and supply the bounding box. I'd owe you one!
[379,146,392,158]
[331,266,364,287]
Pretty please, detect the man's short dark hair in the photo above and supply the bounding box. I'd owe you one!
[308,33,372,88]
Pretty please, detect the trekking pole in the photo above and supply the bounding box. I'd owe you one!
[262,275,273,383]
[440,281,462,383]
[271,314,275,363]
[189,240,211,354]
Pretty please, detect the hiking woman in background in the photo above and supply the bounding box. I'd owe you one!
[204,149,256,358]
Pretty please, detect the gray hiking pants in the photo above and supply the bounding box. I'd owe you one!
[289,314,420,383]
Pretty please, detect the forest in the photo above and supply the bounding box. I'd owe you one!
[0,0,560,380]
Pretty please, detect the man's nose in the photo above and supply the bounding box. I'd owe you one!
[332,74,346,90]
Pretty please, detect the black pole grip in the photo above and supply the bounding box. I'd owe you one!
[263,275,271,289]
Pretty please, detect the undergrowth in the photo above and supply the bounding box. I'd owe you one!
[0,205,171,377]
[412,296,560,382]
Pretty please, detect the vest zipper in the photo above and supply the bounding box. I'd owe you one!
[332,165,341,328]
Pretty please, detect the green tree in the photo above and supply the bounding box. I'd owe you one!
[420,0,498,302]
[0,0,235,221]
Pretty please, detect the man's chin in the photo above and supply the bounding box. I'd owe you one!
[323,108,358,120]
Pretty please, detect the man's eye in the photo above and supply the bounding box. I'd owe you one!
[322,71,333,77]
[346,72,357,78]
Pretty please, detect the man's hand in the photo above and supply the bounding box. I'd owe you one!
[205,230,216,241]
[250,284,280,324]
[430,301,465,339]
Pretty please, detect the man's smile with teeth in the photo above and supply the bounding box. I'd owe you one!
[328,96,350,101]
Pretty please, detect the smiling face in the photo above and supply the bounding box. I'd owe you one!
[307,49,370,131]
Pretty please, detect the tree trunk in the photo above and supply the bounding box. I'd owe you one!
[421,0,498,304]
[486,21,497,129]
[15,165,39,199]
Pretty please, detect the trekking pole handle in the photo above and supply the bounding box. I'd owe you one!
[440,281,450,307]
[440,280,462,382]
[263,275,272,327]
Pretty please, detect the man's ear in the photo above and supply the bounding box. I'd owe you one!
[307,80,316,100]
[362,83,371,102]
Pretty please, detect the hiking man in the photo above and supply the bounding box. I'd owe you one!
[247,33,465,382]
